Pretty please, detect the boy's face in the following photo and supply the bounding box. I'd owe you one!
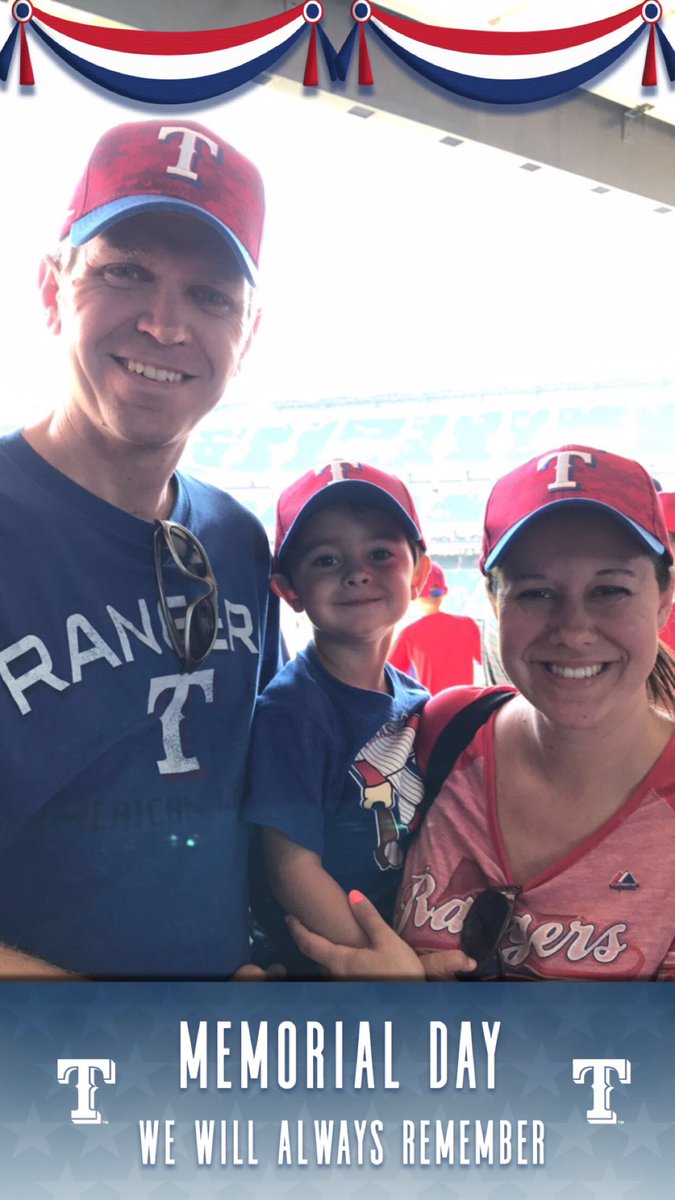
[273,503,429,645]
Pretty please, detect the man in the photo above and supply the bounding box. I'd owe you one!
[388,561,482,694]
[659,492,675,652]
[0,120,279,979]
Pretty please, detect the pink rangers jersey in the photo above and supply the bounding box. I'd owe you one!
[396,688,675,980]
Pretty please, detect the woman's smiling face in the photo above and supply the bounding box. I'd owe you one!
[492,508,673,732]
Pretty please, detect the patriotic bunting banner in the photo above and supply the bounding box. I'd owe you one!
[362,1,673,102]
[0,1,325,101]
[2,0,675,104]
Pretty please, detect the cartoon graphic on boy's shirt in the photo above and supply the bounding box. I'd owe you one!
[350,712,424,870]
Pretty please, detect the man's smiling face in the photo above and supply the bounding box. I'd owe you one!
[44,211,257,453]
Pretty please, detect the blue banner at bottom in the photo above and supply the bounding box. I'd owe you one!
[0,982,672,1198]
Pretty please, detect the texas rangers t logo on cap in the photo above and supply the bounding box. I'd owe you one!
[59,119,265,286]
[537,450,595,492]
[158,126,221,183]
[324,460,363,483]
[274,459,426,564]
[480,442,672,573]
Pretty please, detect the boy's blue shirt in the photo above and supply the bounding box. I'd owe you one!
[245,642,428,974]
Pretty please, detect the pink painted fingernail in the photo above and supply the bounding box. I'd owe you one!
[349,890,366,904]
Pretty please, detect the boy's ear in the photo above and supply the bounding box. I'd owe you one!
[270,572,304,614]
[39,256,62,334]
[411,553,431,599]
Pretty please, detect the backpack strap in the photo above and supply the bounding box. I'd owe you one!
[421,689,515,817]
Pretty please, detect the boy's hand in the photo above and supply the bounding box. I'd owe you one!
[287,890,426,981]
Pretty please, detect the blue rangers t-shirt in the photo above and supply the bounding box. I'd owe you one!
[0,431,279,978]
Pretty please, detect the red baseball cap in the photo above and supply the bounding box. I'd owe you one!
[60,120,264,285]
[481,445,672,573]
[659,492,675,535]
[274,460,426,565]
[420,562,448,598]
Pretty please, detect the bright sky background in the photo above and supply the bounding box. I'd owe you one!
[3,20,675,426]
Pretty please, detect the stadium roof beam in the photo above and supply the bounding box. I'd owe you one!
[31,0,675,207]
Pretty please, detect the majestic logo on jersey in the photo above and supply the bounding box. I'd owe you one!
[609,871,640,891]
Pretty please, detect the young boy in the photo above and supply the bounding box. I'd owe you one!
[245,460,431,975]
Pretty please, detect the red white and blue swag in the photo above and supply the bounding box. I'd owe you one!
[2,0,675,104]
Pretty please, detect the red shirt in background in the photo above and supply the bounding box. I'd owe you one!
[389,611,482,695]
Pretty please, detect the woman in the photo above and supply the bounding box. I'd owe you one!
[289,444,675,980]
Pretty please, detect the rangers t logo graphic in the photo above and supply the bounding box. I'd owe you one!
[572,1058,631,1124]
[57,1058,116,1125]
[323,460,363,483]
[158,126,220,182]
[537,450,595,492]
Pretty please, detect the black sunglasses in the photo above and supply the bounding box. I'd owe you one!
[153,520,219,672]
[459,885,521,981]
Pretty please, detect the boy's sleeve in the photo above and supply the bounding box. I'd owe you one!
[244,695,334,858]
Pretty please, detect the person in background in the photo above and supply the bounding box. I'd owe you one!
[388,561,483,693]
[0,119,280,979]
[658,492,675,652]
[289,445,675,981]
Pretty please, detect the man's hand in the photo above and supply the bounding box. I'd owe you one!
[0,943,81,979]
[286,890,429,981]
[419,949,477,980]
[230,963,286,981]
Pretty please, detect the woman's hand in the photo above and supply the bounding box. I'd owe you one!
[287,890,422,979]
[286,890,476,981]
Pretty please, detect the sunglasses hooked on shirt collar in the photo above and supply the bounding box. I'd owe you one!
[153,520,219,673]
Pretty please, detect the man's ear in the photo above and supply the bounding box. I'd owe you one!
[270,572,304,614]
[411,553,431,599]
[39,256,62,335]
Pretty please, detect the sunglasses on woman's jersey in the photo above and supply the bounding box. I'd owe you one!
[459,885,521,981]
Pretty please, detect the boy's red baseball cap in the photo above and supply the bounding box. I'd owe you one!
[481,445,672,573]
[60,119,264,285]
[274,461,426,566]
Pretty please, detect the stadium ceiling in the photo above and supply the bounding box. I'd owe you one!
[19,0,675,204]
